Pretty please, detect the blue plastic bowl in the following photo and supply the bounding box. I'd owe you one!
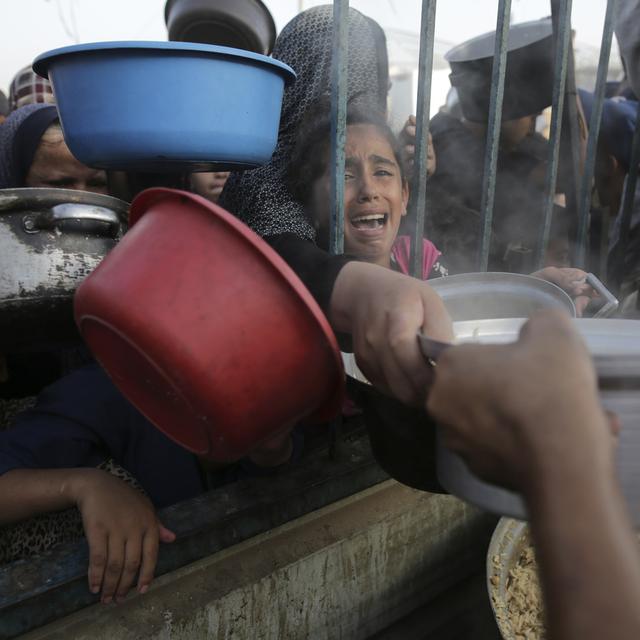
[33,41,295,171]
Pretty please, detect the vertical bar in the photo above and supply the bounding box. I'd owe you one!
[478,0,512,271]
[599,210,610,280]
[410,0,437,278]
[613,105,640,288]
[575,0,619,267]
[329,0,349,256]
[328,0,348,459]
[552,0,583,244]
[534,0,573,269]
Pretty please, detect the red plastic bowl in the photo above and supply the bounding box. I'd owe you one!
[74,188,344,462]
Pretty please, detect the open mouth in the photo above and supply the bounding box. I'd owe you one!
[350,213,388,230]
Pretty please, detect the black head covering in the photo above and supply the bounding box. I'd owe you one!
[0,103,59,188]
[0,90,9,117]
[446,17,554,123]
[218,5,389,240]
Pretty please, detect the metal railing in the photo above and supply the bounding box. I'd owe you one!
[329,0,634,280]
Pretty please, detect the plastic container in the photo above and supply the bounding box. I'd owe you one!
[33,41,295,171]
[74,188,344,461]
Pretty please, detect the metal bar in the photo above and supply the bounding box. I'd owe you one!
[478,0,512,272]
[575,0,619,267]
[552,0,583,247]
[329,0,349,256]
[534,0,573,269]
[599,208,610,280]
[410,0,437,278]
[613,102,640,288]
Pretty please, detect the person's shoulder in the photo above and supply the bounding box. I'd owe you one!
[43,362,112,394]
[33,362,125,419]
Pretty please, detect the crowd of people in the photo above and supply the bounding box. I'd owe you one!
[1,3,640,639]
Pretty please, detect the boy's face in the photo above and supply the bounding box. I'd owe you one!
[309,124,408,268]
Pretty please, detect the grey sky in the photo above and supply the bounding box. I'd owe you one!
[1,0,615,94]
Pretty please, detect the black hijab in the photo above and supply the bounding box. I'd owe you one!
[219,5,389,240]
[0,104,59,188]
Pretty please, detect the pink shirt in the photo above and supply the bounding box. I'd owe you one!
[390,235,442,279]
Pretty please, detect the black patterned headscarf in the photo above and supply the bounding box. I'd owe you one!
[0,104,59,189]
[219,5,389,240]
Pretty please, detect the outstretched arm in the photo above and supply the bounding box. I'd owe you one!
[0,468,175,603]
[427,310,640,640]
[331,260,453,406]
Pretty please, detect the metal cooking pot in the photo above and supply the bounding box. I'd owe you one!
[433,317,640,528]
[164,0,276,55]
[346,376,443,492]
[486,518,532,640]
[428,272,577,321]
[0,188,128,351]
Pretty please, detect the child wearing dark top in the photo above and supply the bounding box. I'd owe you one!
[0,364,301,603]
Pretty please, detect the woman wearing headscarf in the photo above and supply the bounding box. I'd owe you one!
[0,104,109,400]
[220,6,452,405]
[0,103,107,192]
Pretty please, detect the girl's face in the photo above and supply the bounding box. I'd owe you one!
[310,124,408,268]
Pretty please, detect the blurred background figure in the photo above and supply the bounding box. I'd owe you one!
[426,18,563,273]
[190,170,229,204]
[8,64,55,112]
[0,90,9,125]
[616,0,640,99]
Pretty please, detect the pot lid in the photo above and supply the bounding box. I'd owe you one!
[453,317,640,379]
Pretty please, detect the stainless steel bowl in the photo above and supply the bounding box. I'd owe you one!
[438,318,640,527]
[486,517,533,640]
[428,272,576,320]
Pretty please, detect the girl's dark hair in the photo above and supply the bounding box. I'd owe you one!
[287,99,405,206]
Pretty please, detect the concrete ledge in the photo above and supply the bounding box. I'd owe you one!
[22,481,495,640]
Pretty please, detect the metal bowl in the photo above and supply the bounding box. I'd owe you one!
[428,272,576,321]
[438,318,640,527]
[486,518,534,640]
[165,0,276,55]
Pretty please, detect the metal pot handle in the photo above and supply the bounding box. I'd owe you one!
[586,273,619,318]
[417,334,452,366]
[23,203,122,237]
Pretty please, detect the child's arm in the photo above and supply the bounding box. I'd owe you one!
[0,468,175,602]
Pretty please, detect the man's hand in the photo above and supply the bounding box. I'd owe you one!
[330,261,453,406]
[426,310,613,493]
[68,469,176,603]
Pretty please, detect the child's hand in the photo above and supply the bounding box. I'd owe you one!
[398,115,436,179]
[69,469,175,603]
